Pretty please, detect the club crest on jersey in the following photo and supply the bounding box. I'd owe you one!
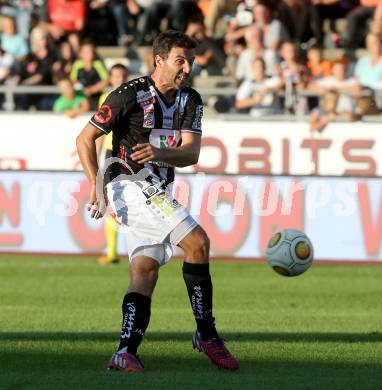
[94,104,112,124]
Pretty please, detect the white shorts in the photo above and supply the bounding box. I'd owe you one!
[106,179,197,266]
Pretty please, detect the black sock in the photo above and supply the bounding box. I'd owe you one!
[117,292,151,355]
[182,262,218,341]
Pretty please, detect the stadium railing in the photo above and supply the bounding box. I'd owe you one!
[0,85,381,112]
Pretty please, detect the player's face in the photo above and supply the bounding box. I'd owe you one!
[159,47,195,89]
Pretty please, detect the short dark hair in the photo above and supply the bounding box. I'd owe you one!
[152,30,197,67]
[110,63,129,77]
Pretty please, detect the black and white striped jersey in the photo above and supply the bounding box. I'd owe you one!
[90,75,203,186]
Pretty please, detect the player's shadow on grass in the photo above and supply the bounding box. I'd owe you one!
[2,331,382,389]
[1,331,382,343]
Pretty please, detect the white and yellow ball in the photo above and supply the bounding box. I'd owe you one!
[266,229,314,277]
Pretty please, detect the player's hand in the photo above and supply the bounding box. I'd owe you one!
[87,183,105,219]
[130,143,161,164]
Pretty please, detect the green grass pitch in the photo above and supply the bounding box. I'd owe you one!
[1,256,382,390]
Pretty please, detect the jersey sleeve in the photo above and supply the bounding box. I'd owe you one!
[89,86,136,134]
[181,89,203,135]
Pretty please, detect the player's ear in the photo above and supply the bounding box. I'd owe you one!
[154,54,164,67]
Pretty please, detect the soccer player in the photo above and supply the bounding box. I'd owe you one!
[96,63,129,265]
[76,30,239,372]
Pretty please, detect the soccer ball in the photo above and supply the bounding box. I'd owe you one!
[266,229,314,277]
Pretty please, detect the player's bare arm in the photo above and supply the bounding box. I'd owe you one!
[130,132,201,167]
[76,122,105,218]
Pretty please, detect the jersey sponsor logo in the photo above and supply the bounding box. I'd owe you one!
[143,117,154,128]
[94,104,112,124]
[192,285,204,319]
[137,89,156,128]
[120,303,136,339]
[149,129,181,149]
[159,135,177,148]
[142,184,161,199]
[141,97,155,106]
[151,193,180,216]
[143,103,155,128]
[192,105,203,130]
[137,89,155,104]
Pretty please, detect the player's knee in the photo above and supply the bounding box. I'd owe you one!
[131,257,159,284]
[183,226,210,261]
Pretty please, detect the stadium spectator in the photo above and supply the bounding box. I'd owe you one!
[309,0,357,47]
[168,0,204,32]
[354,33,382,89]
[235,25,279,84]
[310,89,357,134]
[0,47,13,84]
[345,0,381,49]
[88,0,139,46]
[52,40,76,83]
[0,15,28,60]
[96,63,129,265]
[226,3,288,51]
[35,0,85,50]
[253,3,288,51]
[11,36,57,110]
[0,43,12,107]
[369,0,382,38]
[185,20,226,76]
[29,26,54,54]
[204,0,238,37]
[53,76,89,118]
[310,89,339,132]
[135,0,172,45]
[224,1,254,53]
[225,2,287,78]
[309,58,361,115]
[224,35,246,77]
[306,44,332,80]
[235,57,283,117]
[0,0,37,40]
[279,41,309,114]
[70,40,109,110]
[137,0,203,45]
[277,0,311,45]
[47,0,86,36]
